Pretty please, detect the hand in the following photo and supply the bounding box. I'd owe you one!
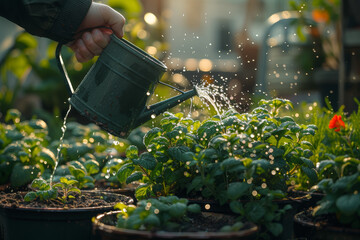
[68,2,125,62]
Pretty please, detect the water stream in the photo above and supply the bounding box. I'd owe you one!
[49,104,72,186]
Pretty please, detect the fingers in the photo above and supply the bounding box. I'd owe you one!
[70,29,111,62]
[100,5,126,38]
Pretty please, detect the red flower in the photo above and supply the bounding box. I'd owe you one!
[329,114,345,132]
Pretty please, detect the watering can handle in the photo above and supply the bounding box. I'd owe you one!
[56,43,74,95]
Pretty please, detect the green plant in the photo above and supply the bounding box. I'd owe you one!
[115,98,317,238]
[24,177,80,203]
[0,109,55,187]
[114,196,201,231]
[312,164,360,228]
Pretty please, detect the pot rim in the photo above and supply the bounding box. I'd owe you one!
[93,210,259,239]
[294,210,360,235]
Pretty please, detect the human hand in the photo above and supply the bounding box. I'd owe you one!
[68,2,125,62]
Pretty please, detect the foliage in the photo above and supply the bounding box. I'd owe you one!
[114,196,201,231]
[116,98,317,237]
[312,165,360,228]
[0,109,54,187]
[24,177,80,203]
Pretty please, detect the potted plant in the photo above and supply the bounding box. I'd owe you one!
[115,98,319,239]
[0,109,134,240]
[93,195,258,240]
[294,104,360,239]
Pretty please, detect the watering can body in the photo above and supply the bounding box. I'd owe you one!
[57,35,197,137]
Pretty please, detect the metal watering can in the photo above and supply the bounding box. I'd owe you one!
[56,34,197,137]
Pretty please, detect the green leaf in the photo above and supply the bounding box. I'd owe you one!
[143,127,162,147]
[167,146,190,162]
[227,182,250,200]
[10,163,41,188]
[24,192,37,202]
[116,163,134,183]
[84,160,100,175]
[68,165,86,179]
[169,202,187,218]
[187,204,201,213]
[126,145,139,159]
[133,152,157,170]
[300,157,315,168]
[144,214,160,228]
[229,201,244,214]
[336,194,360,216]
[267,222,283,236]
[126,171,143,184]
[135,184,151,200]
[301,166,318,184]
[38,149,56,167]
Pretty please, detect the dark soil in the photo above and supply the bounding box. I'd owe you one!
[101,211,254,233]
[296,208,347,228]
[0,190,132,209]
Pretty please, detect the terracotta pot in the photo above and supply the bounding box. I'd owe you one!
[93,210,259,240]
[294,210,360,240]
[0,191,132,240]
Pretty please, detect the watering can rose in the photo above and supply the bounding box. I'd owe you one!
[329,114,345,132]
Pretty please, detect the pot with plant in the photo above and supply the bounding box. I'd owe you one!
[0,176,132,240]
[293,108,360,239]
[0,109,133,240]
[115,98,319,239]
[93,195,258,240]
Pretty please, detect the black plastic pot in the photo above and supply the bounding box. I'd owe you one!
[0,191,132,240]
[294,210,360,240]
[93,210,259,240]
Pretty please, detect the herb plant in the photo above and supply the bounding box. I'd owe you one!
[24,177,81,203]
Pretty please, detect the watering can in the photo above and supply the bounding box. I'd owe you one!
[56,34,197,137]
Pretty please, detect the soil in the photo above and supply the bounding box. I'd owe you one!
[296,208,347,228]
[0,190,132,209]
[101,211,254,233]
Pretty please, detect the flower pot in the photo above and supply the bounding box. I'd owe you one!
[92,210,259,240]
[294,210,360,240]
[0,191,132,240]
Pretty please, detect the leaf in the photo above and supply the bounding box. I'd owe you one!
[68,165,86,179]
[336,194,360,216]
[144,214,160,228]
[229,201,244,214]
[227,182,250,200]
[24,192,37,202]
[301,166,318,184]
[84,160,100,175]
[318,160,335,173]
[10,163,41,188]
[167,146,190,162]
[300,157,315,168]
[116,163,134,183]
[266,222,283,236]
[245,202,266,222]
[220,158,243,170]
[143,127,162,146]
[126,145,139,159]
[135,184,151,200]
[187,204,201,213]
[38,149,56,167]
[126,171,143,184]
[169,202,187,218]
[133,152,157,170]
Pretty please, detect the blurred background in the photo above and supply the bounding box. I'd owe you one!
[0,0,359,139]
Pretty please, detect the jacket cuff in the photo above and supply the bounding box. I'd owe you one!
[50,0,92,43]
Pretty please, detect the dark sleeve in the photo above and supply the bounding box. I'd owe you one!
[0,0,92,43]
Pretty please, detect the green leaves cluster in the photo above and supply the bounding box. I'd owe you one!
[24,177,81,203]
[114,196,201,231]
[117,99,317,202]
[0,109,54,187]
[313,165,360,228]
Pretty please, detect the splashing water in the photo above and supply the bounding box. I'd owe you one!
[49,104,72,186]
[195,83,234,117]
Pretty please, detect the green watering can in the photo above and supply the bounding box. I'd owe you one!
[56,34,197,137]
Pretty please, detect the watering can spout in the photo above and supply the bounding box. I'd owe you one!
[135,88,198,126]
